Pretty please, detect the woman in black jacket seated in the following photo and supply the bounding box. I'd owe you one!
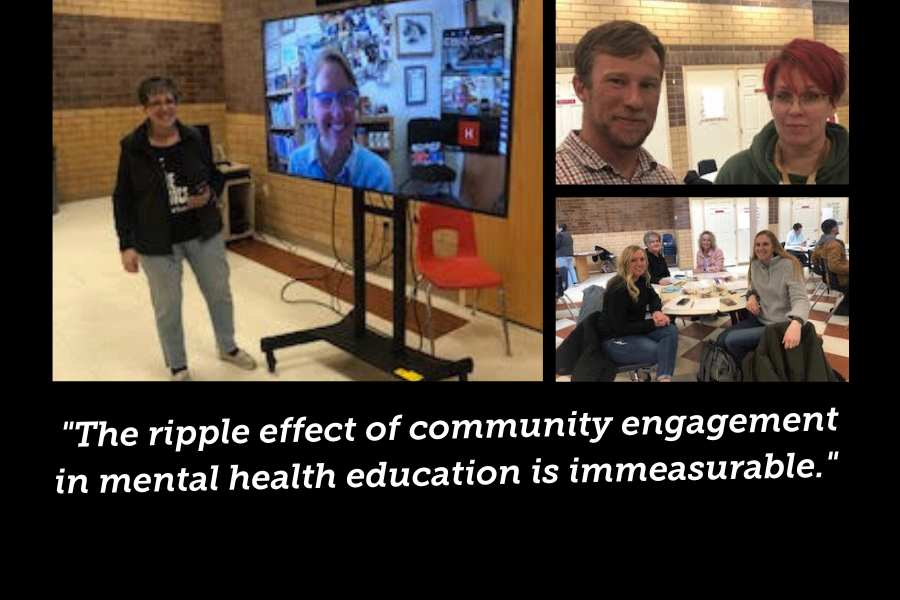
[595,245,679,382]
[644,231,675,285]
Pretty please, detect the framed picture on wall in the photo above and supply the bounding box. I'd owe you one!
[405,66,427,105]
[397,13,433,57]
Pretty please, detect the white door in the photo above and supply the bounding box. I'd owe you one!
[554,72,672,170]
[791,199,820,244]
[737,68,771,149]
[736,198,768,263]
[685,68,741,175]
[555,73,581,147]
[702,200,737,267]
[737,200,755,264]
[821,198,848,240]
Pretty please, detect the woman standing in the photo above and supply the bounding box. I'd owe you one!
[113,76,257,380]
[556,222,578,287]
[595,245,679,382]
[715,231,810,368]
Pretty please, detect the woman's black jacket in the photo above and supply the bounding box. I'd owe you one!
[113,120,225,255]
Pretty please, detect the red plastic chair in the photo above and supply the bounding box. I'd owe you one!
[415,203,511,356]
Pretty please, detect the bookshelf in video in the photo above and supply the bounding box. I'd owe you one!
[263,1,512,209]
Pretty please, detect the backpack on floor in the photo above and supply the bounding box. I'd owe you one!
[697,341,742,382]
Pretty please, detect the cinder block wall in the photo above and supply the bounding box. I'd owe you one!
[53,0,543,330]
[52,0,226,203]
[555,198,692,271]
[555,0,849,178]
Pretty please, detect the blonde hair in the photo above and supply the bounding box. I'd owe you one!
[615,245,651,303]
[747,230,803,289]
[698,230,717,253]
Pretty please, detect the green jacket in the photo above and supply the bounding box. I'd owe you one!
[741,321,838,382]
[715,121,849,185]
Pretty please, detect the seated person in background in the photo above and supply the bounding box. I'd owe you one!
[644,231,675,284]
[786,223,805,246]
[695,230,724,273]
[556,222,578,287]
[811,218,848,316]
[784,222,809,268]
[716,230,810,368]
[594,245,679,382]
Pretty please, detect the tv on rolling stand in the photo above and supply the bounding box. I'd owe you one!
[259,0,519,380]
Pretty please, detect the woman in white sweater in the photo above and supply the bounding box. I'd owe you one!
[715,230,810,368]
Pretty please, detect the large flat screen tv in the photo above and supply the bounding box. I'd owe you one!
[263,0,517,217]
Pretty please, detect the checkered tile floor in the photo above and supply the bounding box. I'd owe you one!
[555,270,848,382]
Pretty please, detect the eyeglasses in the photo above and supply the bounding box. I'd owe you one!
[772,92,829,108]
[145,98,176,109]
[312,88,359,110]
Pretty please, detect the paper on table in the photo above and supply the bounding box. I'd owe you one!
[662,297,721,312]
[692,298,723,311]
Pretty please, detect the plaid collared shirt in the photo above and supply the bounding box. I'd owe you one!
[555,130,683,185]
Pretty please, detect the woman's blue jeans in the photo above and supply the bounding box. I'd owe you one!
[601,323,679,381]
[139,233,236,370]
[556,257,578,287]
[715,315,765,369]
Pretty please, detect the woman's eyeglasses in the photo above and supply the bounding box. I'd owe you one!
[772,92,829,108]
[312,88,359,109]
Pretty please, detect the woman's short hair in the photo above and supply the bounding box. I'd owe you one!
[311,47,357,92]
[574,20,666,86]
[763,38,846,106]
[643,231,661,247]
[698,230,717,251]
[793,223,803,231]
[137,76,180,106]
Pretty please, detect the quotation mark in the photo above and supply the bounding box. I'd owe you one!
[828,451,839,460]
[63,421,75,430]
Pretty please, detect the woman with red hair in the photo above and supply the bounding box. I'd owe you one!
[716,38,848,184]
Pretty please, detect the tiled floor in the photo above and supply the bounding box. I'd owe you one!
[555,267,848,382]
[53,197,543,381]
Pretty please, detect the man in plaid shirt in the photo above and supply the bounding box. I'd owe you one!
[556,21,682,185]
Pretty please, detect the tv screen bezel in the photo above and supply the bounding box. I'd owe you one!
[260,0,519,219]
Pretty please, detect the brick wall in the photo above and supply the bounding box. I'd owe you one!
[53,0,225,202]
[555,0,849,176]
[53,0,544,330]
[556,197,692,269]
[53,104,226,204]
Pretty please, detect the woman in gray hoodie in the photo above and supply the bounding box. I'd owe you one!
[716,230,810,368]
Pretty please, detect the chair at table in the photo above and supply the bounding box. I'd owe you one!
[415,203,511,356]
[615,362,656,382]
[810,258,846,325]
[556,268,577,320]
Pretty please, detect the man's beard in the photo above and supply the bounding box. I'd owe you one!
[596,116,654,150]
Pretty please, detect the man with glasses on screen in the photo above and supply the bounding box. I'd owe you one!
[288,48,393,193]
